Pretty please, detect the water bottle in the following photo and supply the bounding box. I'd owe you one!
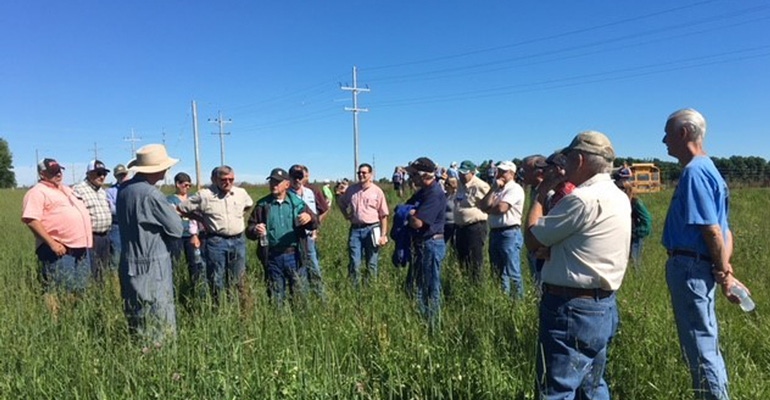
[729,284,755,312]
[259,234,269,247]
[193,248,204,265]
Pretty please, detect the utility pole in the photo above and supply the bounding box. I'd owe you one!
[341,65,370,178]
[124,129,142,158]
[192,100,202,190]
[209,111,232,165]
[87,142,101,160]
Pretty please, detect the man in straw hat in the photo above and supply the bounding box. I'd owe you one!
[117,144,183,344]
[22,158,93,315]
[525,131,630,399]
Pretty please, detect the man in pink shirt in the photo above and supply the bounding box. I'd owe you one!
[22,158,93,305]
[336,163,389,286]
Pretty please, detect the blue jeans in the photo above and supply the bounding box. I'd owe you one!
[266,250,307,305]
[92,233,111,283]
[415,238,446,328]
[205,235,246,301]
[489,227,524,298]
[630,238,644,269]
[348,225,379,286]
[36,244,91,293]
[119,256,177,343]
[304,236,325,299]
[666,255,730,400]
[536,291,619,400]
[109,223,121,270]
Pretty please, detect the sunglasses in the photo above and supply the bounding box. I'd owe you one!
[357,171,369,175]
[219,177,234,182]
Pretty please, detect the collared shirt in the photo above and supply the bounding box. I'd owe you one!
[338,183,389,225]
[407,180,446,239]
[105,183,120,222]
[530,173,631,291]
[454,175,490,226]
[178,185,254,236]
[166,194,192,237]
[22,181,93,249]
[257,191,307,250]
[662,155,729,256]
[72,179,112,233]
[487,180,525,229]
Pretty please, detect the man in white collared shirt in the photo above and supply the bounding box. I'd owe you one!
[525,131,631,399]
[479,160,525,298]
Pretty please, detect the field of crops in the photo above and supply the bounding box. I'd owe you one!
[1,186,768,399]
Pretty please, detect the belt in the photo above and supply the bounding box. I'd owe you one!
[490,224,521,232]
[93,231,110,236]
[459,220,486,228]
[208,232,243,240]
[351,222,379,229]
[667,249,713,263]
[416,233,444,242]
[269,247,296,256]
[543,283,614,299]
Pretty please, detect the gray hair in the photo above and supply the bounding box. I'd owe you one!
[581,152,612,174]
[667,108,707,143]
[216,165,233,177]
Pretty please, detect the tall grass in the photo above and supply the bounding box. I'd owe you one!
[0,187,768,398]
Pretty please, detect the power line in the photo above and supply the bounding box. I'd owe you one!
[123,129,142,159]
[341,66,370,178]
[209,111,232,165]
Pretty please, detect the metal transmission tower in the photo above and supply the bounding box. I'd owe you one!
[341,66,370,178]
[123,129,142,158]
[88,142,102,160]
[209,111,232,165]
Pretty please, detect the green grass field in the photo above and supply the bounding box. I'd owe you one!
[1,186,768,399]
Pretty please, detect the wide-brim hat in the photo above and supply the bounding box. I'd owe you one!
[127,144,179,173]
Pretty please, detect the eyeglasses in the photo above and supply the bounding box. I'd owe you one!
[357,171,369,176]
[219,177,234,182]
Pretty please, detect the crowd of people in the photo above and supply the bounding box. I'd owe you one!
[21,108,747,399]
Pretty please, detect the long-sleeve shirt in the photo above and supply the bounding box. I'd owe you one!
[117,177,183,276]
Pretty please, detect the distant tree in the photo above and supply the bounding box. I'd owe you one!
[0,138,16,188]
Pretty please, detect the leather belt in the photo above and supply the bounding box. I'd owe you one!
[208,232,244,240]
[543,283,614,299]
[93,231,110,236]
[351,222,379,229]
[667,249,713,263]
[490,224,521,232]
[416,233,444,242]
[269,247,296,256]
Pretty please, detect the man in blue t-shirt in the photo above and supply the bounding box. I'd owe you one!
[405,157,446,329]
[661,108,749,400]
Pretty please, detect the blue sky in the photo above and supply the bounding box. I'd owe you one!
[2,0,769,187]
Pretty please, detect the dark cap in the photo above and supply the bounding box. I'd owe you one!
[86,159,110,174]
[546,152,568,168]
[267,168,289,182]
[113,164,129,178]
[37,158,64,175]
[406,157,436,173]
[458,160,476,174]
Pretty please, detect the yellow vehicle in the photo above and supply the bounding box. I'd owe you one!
[629,163,661,193]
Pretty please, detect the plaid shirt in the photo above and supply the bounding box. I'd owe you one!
[72,180,112,233]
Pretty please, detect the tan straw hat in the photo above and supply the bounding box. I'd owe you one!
[127,144,179,173]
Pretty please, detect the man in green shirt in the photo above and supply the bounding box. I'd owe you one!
[247,168,316,304]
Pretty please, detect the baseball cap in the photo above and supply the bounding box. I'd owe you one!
[496,160,517,173]
[267,168,289,182]
[37,158,64,175]
[406,157,437,173]
[564,131,615,161]
[113,164,128,178]
[86,159,110,174]
[542,150,567,169]
[457,160,476,174]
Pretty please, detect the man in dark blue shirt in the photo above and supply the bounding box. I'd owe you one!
[405,157,447,328]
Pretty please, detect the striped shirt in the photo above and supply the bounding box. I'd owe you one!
[72,180,113,233]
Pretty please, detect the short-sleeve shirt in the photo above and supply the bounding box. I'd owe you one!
[178,185,254,236]
[22,181,93,249]
[338,183,389,225]
[72,180,112,233]
[487,180,525,229]
[530,173,631,290]
[454,175,490,226]
[407,180,447,239]
[662,156,729,256]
